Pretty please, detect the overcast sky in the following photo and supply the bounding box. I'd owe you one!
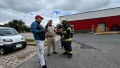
[0,0,120,26]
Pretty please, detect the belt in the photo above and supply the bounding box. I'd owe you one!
[47,36,53,37]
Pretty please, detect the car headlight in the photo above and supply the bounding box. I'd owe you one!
[3,39,13,42]
[0,43,4,46]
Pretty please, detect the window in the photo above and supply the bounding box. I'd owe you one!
[0,29,19,36]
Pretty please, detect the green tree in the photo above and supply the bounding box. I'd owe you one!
[3,20,31,33]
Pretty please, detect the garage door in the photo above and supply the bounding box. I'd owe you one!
[98,23,106,32]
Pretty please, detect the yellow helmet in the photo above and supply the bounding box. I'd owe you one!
[60,18,67,24]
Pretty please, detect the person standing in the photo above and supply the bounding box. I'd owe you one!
[60,18,73,58]
[31,15,47,68]
[45,20,57,56]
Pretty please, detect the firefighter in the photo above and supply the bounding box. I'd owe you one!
[60,18,73,58]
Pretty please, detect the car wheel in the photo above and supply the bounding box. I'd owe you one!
[23,45,26,48]
[0,48,5,55]
[23,45,27,48]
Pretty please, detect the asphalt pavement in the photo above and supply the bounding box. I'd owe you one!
[16,33,120,68]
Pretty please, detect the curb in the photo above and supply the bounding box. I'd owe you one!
[27,44,36,46]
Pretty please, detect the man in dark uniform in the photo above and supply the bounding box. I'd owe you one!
[60,18,73,58]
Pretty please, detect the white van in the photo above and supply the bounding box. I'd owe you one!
[0,27,27,55]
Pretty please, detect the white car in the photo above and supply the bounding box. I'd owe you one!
[0,27,27,55]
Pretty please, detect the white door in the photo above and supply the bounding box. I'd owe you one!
[98,23,106,32]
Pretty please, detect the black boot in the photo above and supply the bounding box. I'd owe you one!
[53,52,58,54]
[42,65,47,68]
[63,52,68,55]
[67,54,72,58]
[47,54,50,56]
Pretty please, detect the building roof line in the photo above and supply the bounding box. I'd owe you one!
[59,7,120,17]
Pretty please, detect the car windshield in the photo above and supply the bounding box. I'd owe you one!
[0,29,19,36]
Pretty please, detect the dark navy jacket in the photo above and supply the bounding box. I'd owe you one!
[31,21,45,40]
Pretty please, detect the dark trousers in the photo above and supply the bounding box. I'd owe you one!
[60,37,64,48]
[64,41,72,54]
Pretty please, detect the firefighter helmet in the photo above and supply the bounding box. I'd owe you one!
[60,18,67,24]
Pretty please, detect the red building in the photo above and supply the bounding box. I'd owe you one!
[59,7,120,33]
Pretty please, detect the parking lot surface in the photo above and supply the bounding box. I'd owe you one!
[16,34,120,68]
